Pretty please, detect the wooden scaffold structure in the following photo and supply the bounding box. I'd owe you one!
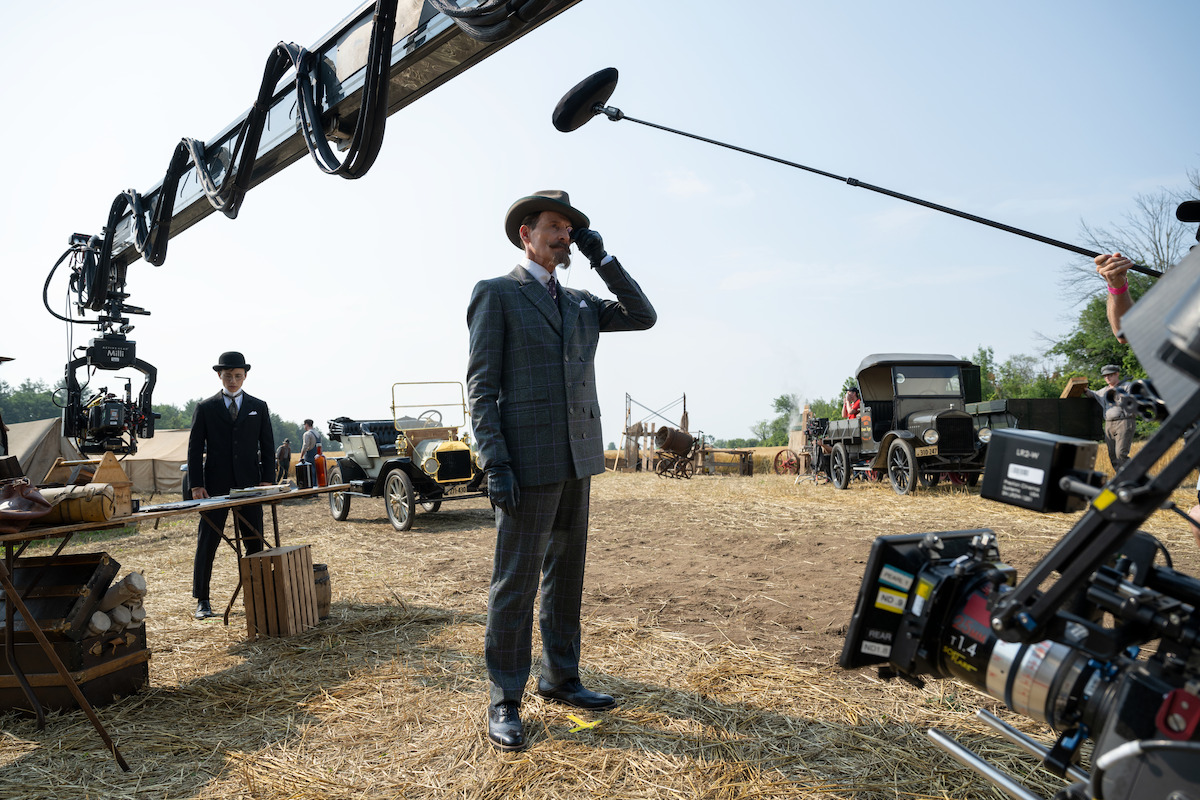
[611,393,688,472]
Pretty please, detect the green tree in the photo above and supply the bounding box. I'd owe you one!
[1048,291,1145,383]
[966,345,999,400]
[751,393,800,447]
[0,379,60,423]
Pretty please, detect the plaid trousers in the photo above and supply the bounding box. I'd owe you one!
[485,477,591,706]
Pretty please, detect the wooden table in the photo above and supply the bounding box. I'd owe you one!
[0,484,347,770]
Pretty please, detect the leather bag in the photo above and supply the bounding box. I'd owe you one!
[0,479,54,535]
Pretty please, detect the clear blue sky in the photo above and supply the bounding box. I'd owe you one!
[3,1,1197,444]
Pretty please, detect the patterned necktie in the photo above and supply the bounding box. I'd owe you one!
[226,394,238,421]
[547,273,558,301]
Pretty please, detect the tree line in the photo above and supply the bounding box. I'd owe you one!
[0,379,336,454]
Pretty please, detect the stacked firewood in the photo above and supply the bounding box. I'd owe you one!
[86,572,147,636]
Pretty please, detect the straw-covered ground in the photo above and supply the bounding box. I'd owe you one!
[2,452,1198,799]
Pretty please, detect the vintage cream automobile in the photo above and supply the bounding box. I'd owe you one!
[326,382,485,531]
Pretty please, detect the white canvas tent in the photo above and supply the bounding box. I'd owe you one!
[7,417,81,483]
[121,428,189,497]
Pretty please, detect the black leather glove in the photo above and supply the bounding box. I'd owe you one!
[572,227,607,268]
[486,465,520,516]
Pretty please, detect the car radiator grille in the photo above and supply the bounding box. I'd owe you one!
[937,417,975,454]
[437,449,473,481]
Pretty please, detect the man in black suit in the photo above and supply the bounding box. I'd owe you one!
[188,351,276,620]
[467,190,656,750]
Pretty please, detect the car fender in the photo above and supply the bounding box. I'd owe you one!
[869,430,917,471]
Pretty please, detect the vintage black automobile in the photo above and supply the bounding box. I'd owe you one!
[325,382,485,531]
[821,354,994,495]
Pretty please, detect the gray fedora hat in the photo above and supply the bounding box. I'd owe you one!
[504,190,589,249]
[213,351,251,372]
[1101,364,1120,375]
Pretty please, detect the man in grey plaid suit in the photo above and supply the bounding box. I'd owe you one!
[467,190,656,751]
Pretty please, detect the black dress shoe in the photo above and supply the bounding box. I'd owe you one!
[536,678,616,709]
[194,600,215,620]
[487,702,526,751]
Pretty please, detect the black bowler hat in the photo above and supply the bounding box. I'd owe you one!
[504,190,590,249]
[213,351,251,372]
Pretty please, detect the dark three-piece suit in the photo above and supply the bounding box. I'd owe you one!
[467,257,655,706]
[187,391,276,601]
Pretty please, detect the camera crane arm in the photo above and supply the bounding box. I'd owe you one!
[85,0,582,287]
[52,0,582,457]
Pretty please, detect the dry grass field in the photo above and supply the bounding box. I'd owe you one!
[2,445,1198,799]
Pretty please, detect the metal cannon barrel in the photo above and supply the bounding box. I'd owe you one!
[656,427,695,457]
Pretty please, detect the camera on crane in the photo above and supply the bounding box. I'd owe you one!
[49,233,159,455]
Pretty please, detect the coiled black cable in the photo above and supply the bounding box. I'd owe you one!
[427,0,553,43]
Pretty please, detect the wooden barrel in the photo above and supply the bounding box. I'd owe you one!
[313,563,331,619]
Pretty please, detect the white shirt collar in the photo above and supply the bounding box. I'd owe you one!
[521,258,570,291]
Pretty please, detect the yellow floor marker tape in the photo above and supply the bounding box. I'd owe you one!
[567,714,601,733]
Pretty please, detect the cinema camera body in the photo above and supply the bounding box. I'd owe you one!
[841,247,1200,800]
[51,233,158,455]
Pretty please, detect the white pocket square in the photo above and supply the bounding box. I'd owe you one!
[248,410,259,415]
[579,299,587,308]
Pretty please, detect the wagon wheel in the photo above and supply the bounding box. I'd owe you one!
[830,443,851,490]
[328,465,350,521]
[678,459,695,479]
[887,439,918,495]
[421,501,442,513]
[655,458,672,477]
[919,471,941,488]
[384,468,416,531]
[773,448,800,475]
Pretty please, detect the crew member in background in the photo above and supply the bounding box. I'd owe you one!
[275,438,292,483]
[467,190,656,751]
[188,351,275,620]
[842,387,862,419]
[298,420,319,464]
[1086,364,1135,471]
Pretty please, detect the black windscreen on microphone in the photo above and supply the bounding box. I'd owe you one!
[552,67,618,132]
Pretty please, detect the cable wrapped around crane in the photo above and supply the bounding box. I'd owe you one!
[54,0,564,317]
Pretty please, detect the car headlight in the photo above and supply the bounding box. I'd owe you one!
[922,429,940,445]
[422,456,439,475]
[977,427,992,444]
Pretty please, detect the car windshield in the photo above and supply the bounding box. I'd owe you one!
[892,365,961,397]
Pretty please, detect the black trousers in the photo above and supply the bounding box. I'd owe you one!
[192,503,265,601]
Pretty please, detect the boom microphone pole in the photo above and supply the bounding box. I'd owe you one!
[553,68,1163,278]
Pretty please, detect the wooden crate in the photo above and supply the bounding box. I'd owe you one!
[239,545,318,640]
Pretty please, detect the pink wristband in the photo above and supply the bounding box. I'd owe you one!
[1108,283,1128,296]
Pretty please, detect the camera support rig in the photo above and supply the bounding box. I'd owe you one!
[841,247,1200,799]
